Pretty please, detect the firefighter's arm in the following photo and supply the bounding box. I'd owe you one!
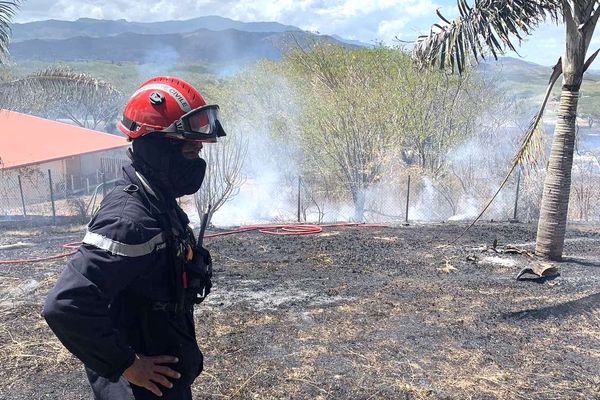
[43,216,162,380]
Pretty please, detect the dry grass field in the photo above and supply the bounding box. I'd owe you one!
[1,222,599,399]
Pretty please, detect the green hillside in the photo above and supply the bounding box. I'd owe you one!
[483,57,600,122]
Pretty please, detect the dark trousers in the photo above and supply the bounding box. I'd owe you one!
[86,367,192,400]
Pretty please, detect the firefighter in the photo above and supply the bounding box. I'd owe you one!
[43,76,226,400]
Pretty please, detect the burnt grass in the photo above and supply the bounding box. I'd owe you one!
[1,222,600,400]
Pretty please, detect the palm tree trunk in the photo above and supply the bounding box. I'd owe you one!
[535,88,579,260]
[535,1,599,260]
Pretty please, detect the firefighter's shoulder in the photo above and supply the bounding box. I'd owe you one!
[82,185,165,257]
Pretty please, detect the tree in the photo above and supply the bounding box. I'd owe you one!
[401,67,498,177]
[0,3,122,127]
[282,43,492,222]
[47,70,123,132]
[414,0,600,260]
[569,151,600,221]
[193,135,247,227]
[282,44,413,221]
[0,66,123,133]
[194,65,300,224]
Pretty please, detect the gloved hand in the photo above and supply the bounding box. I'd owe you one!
[185,245,212,304]
[195,246,212,272]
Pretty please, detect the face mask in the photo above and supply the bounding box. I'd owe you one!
[131,135,206,199]
[169,155,206,197]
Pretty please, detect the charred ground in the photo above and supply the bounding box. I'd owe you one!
[1,222,600,400]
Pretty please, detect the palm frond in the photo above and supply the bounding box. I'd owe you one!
[0,1,22,64]
[512,58,562,169]
[0,67,122,113]
[413,0,562,74]
[446,57,563,245]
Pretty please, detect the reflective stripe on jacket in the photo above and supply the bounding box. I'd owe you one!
[43,165,202,392]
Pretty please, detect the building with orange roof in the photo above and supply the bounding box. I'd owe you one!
[0,111,130,218]
[0,110,128,169]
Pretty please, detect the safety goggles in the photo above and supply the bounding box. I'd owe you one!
[161,104,227,142]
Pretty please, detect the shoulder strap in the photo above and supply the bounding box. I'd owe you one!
[122,168,187,313]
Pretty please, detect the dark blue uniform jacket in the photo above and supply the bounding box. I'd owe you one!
[43,165,202,399]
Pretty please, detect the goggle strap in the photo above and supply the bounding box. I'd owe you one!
[215,120,227,137]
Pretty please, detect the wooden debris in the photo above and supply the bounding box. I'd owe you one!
[516,262,560,281]
[466,244,534,257]
[503,245,534,257]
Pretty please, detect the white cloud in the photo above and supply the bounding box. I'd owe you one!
[15,0,442,43]
[403,0,438,16]
[13,0,586,67]
[377,18,409,42]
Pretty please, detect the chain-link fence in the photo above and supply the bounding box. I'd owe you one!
[199,173,530,226]
[3,160,600,228]
[0,157,129,225]
[189,165,600,228]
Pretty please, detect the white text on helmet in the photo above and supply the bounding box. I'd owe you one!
[168,88,191,112]
[130,83,192,113]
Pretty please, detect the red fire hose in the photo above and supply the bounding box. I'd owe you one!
[0,243,79,265]
[203,222,387,238]
[0,223,387,265]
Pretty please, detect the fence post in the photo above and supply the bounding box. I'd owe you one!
[101,159,107,198]
[512,168,522,221]
[86,178,90,195]
[297,176,302,223]
[64,171,68,200]
[17,175,27,217]
[71,175,75,192]
[48,169,56,225]
[404,175,411,225]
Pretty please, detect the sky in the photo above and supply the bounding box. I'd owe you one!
[12,0,600,67]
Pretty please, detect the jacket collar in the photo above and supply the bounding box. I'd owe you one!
[122,164,190,229]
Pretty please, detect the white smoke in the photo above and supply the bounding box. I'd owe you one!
[207,72,303,227]
[408,176,444,221]
[447,197,480,221]
[137,46,181,80]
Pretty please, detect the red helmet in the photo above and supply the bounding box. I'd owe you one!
[118,76,226,142]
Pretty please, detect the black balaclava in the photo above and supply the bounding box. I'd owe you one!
[130,134,206,201]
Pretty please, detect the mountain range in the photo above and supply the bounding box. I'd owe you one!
[8,17,600,121]
[9,16,303,41]
[9,16,562,73]
[8,16,357,64]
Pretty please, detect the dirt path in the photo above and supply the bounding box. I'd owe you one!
[1,222,599,399]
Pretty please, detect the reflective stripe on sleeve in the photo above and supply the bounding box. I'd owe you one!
[82,230,166,257]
